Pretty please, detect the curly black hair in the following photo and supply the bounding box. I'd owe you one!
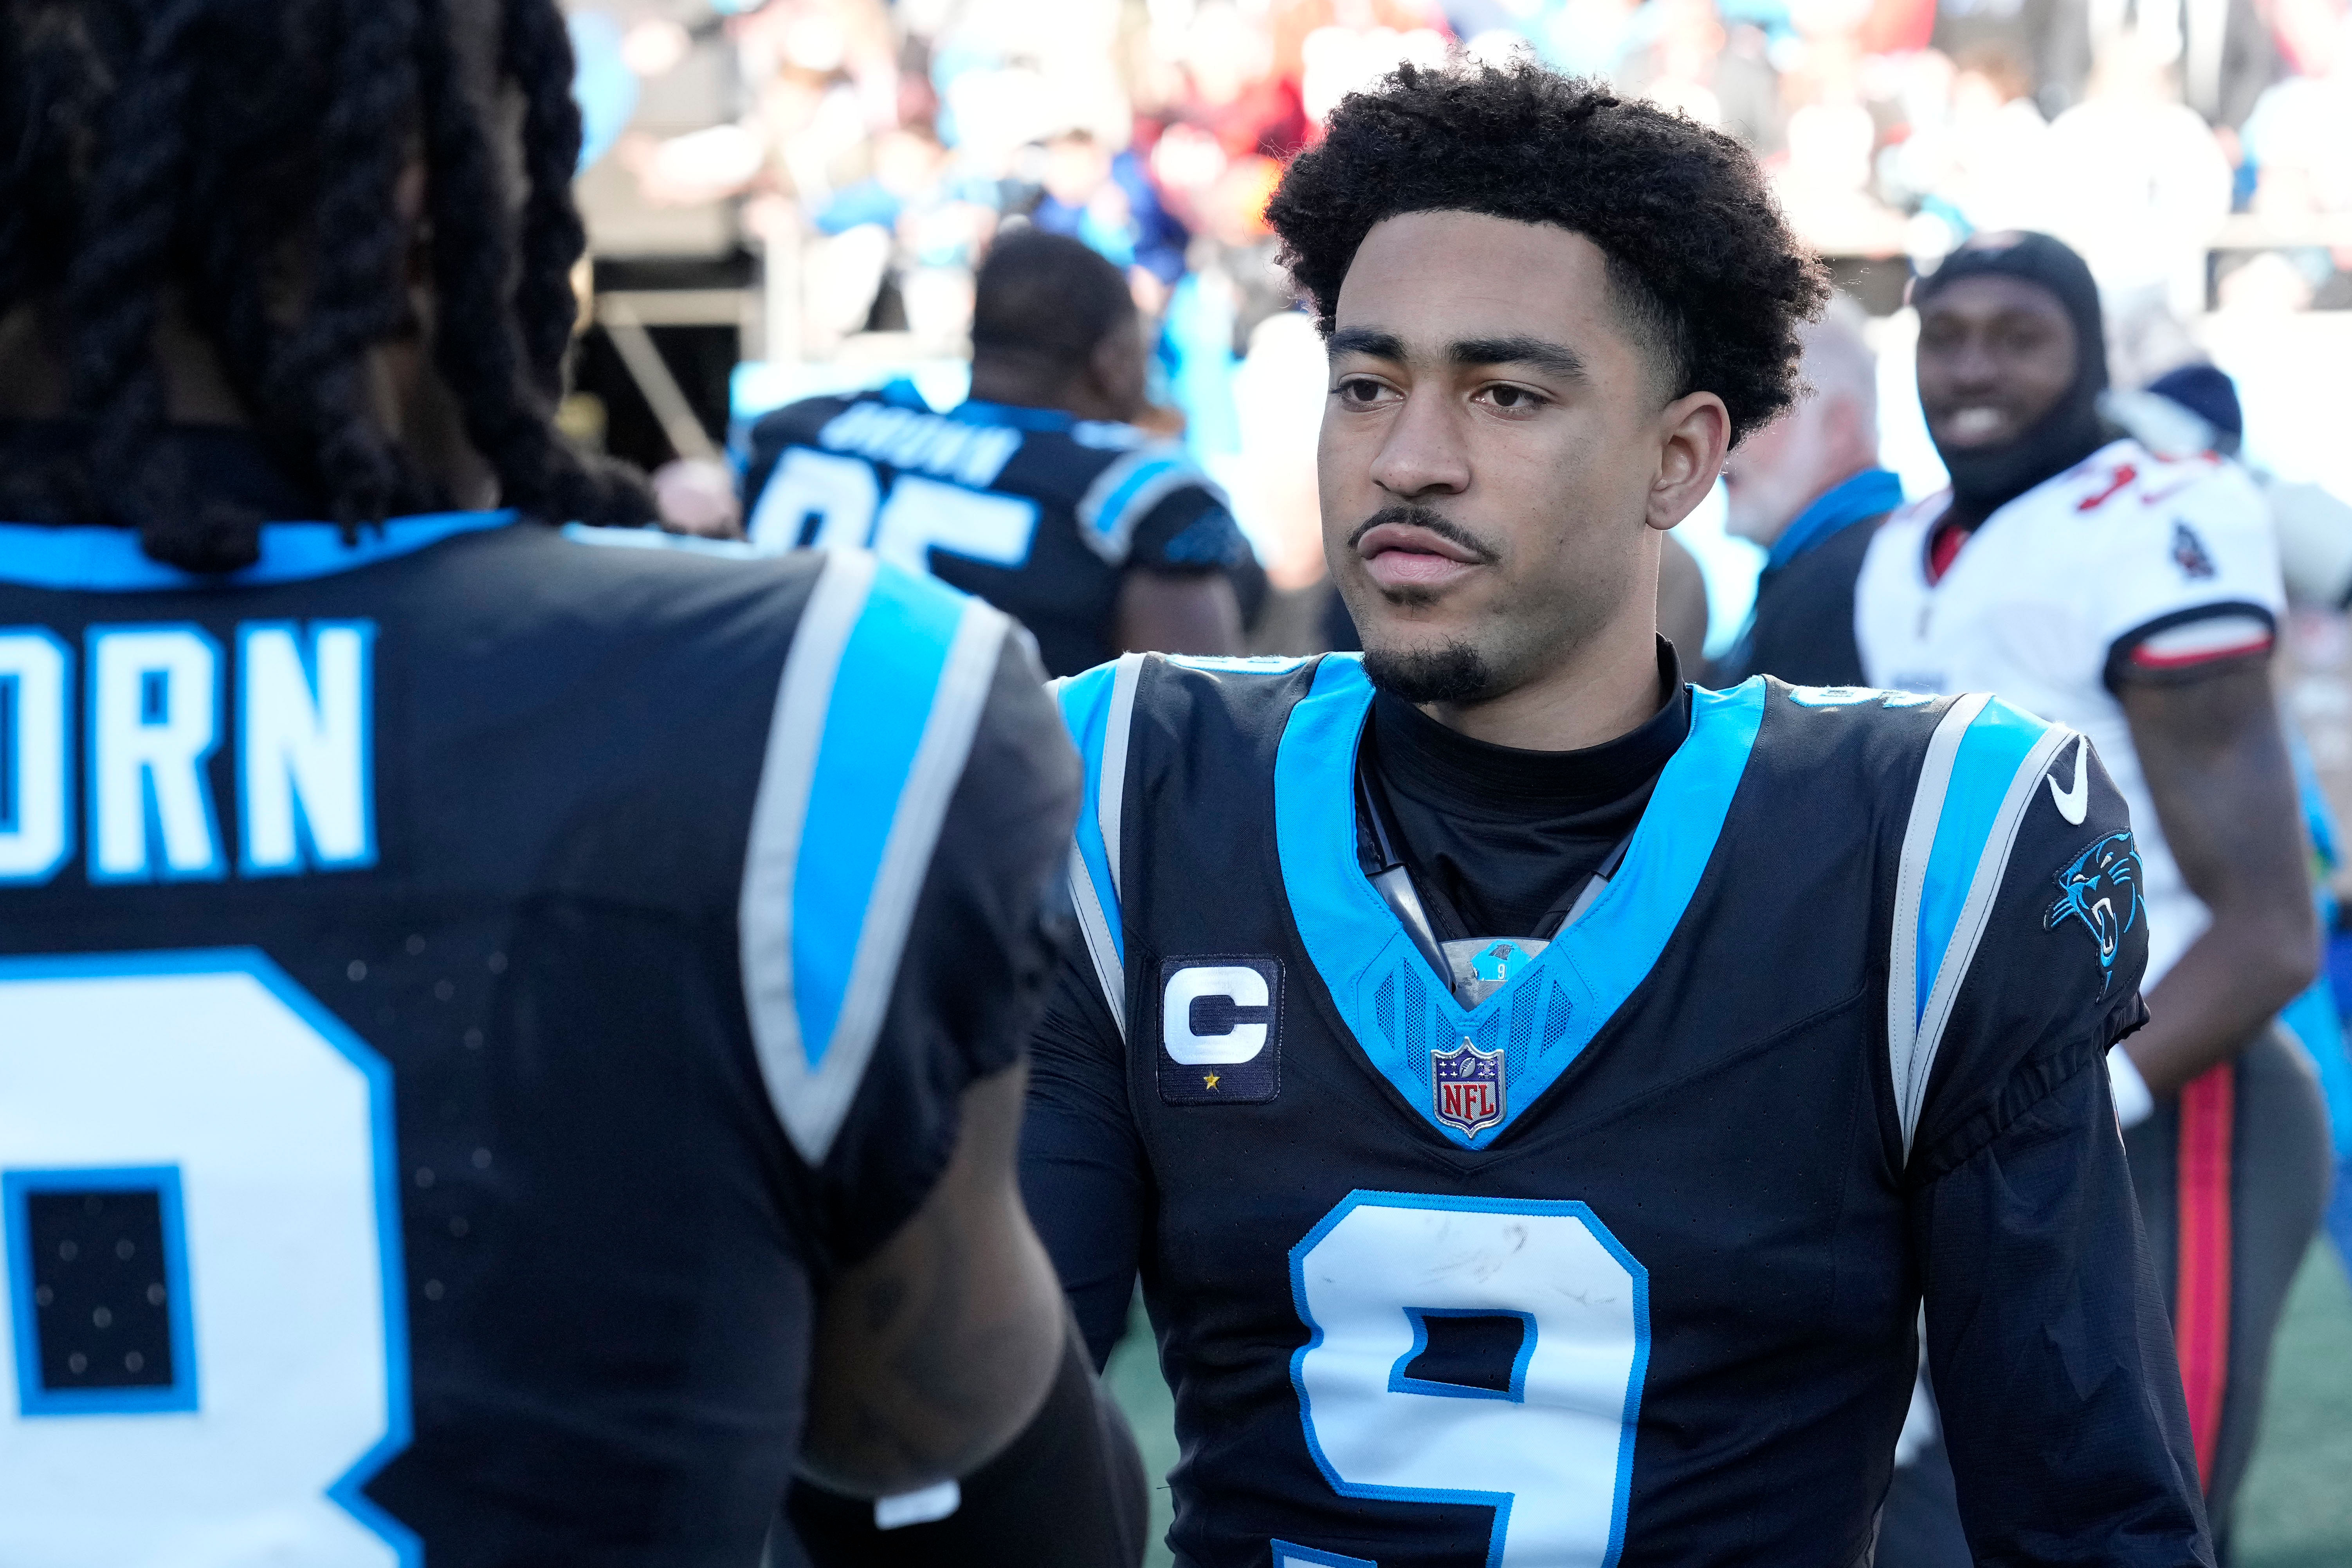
[1266,59,1828,444]
[0,0,651,572]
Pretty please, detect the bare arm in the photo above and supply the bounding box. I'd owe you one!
[1114,567,1242,658]
[798,1062,1066,1497]
[2119,663,2319,1096]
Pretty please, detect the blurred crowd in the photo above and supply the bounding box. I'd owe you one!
[598,0,2352,325]
[577,0,2352,579]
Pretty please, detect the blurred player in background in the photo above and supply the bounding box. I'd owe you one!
[0,4,1140,1563]
[742,227,1262,677]
[1710,296,1901,688]
[1857,231,2328,1562]
[1025,61,2210,1567]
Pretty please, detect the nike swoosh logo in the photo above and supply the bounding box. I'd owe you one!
[2047,734,2089,825]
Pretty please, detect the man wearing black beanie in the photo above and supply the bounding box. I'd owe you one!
[1857,232,2331,1563]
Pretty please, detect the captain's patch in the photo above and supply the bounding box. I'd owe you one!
[1158,957,1281,1104]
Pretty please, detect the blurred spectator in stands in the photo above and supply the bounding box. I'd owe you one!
[2045,34,2235,317]
[2240,7,2352,306]
[1158,1,1309,160]
[807,123,1000,349]
[1028,129,1192,312]
[1770,0,1907,258]
[1712,297,1899,686]
[1934,46,2058,236]
[1618,0,1779,144]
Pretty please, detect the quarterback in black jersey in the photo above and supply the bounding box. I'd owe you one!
[1022,60,2213,1568]
[0,6,1140,1564]
[743,229,1263,678]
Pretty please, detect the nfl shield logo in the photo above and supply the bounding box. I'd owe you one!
[1431,1036,1505,1136]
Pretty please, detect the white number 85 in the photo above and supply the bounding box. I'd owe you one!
[1289,1192,1650,1568]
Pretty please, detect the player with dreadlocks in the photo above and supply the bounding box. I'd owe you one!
[0,3,1144,1563]
[0,0,643,564]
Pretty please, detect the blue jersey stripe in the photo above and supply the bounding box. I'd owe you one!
[1914,699,2049,1021]
[1276,658,1765,1149]
[0,512,517,591]
[1087,457,1182,544]
[793,564,970,1063]
[1054,662,1127,964]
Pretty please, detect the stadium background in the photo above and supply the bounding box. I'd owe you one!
[553,0,2352,1559]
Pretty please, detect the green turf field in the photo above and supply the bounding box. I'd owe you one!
[2234,1242,2352,1567]
[1107,1241,2352,1566]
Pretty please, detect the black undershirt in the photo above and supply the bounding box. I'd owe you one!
[1365,640,1691,940]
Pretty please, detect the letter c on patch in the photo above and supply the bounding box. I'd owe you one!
[1162,965,1270,1065]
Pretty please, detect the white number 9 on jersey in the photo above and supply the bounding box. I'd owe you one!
[0,951,411,1566]
[1289,1193,1649,1568]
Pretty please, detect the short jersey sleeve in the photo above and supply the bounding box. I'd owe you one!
[1074,443,1254,576]
[2091,458,2284,691]
[735,552,1081,1264]
[1891,695,2150,1177]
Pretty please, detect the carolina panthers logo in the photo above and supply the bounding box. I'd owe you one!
[2044,831,2143,990]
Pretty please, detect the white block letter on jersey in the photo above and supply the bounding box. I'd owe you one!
[1162,965,1271,1064]
[0,630,70,883]
[0,953,412,1566]
[89,626,225,881]
[1291,1193,1649,1567]
[239,621,377,874]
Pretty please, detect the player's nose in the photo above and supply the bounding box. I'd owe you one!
[1366,390,1471,500]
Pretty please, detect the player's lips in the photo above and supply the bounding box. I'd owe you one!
[1357,522,1489,591]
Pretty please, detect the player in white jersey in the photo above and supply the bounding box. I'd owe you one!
[1855,232,2330,1563]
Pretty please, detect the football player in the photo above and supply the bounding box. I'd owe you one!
[0,4,1140,1563]
[741,227,1263,677]
[1856,232,2329,1562]
[1020,61,2214,1566]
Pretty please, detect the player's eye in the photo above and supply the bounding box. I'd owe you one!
[1333,376,1395,409]
[1474,384,1548,413]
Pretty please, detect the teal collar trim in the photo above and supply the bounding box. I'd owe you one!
[1274,657,1766,1148]
[0,510,519,592]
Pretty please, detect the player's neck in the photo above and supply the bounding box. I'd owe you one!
[967,357,1130,424]
[1417,617,1669,754]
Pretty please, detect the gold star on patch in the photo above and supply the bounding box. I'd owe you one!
[1204,1072,1221,1090]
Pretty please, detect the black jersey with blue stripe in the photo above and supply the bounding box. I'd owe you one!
[1022,655,2210,1568]
[742,382,1258,677]
[0,517,1078,1564]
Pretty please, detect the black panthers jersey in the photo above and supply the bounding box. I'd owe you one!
[0,515,1077,1565]
[1022,654,2210,1567]
[742,381,1258,677]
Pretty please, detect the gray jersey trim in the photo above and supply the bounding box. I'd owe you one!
[739,551,1011,1164]
[1098,654,1144,901]
[1058,654,1146,1038]
[1887,693,1986,1159]
[1073,449,1225,566]
[1068,845,1128,1040]
[1902,720,2075,1155]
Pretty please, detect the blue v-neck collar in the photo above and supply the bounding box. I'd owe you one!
[1274,657,1766,1148]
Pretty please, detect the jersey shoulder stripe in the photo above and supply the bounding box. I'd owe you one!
[1051,653,1145,1036]
[738,549,1010,1163]
[1073,446,1226,566]
[1888,692,2077,1155]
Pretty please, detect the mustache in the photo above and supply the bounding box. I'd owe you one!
[1345,504,1500,563]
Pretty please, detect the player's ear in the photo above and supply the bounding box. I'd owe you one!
[1647,391,1731,532]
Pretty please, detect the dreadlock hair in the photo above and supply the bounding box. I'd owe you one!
[1266,59,1829,446]
[0,0,651,572]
